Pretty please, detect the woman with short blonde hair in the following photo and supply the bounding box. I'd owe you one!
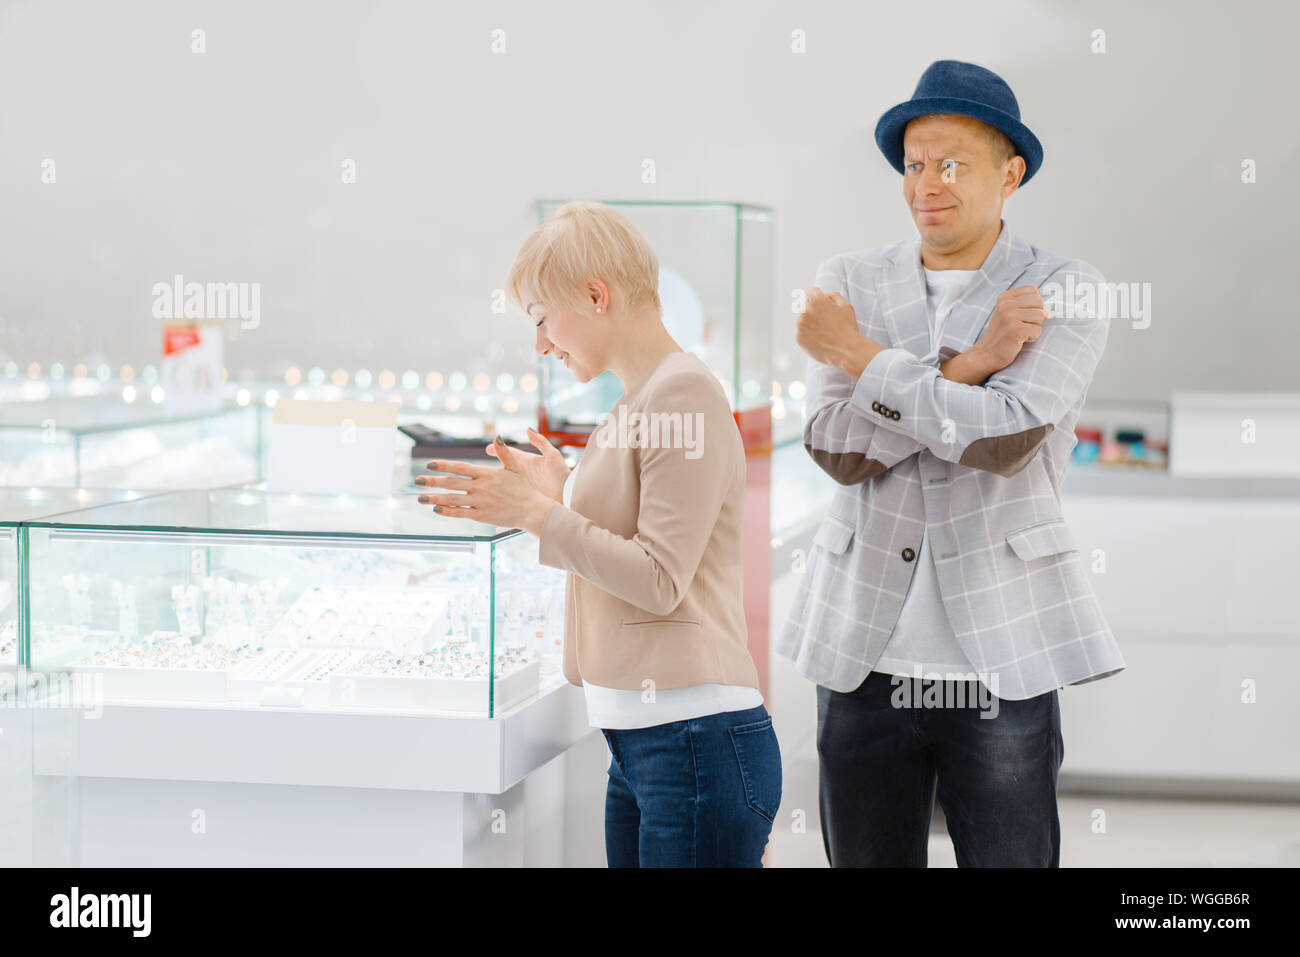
[417,200,781,867]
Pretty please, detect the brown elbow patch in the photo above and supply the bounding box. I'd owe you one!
[806,444,888,485]
[959,424,1053,477]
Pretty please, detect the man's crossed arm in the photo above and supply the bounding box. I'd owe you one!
[797,259,1109,483]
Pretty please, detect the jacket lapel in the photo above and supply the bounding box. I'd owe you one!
[878,219,1037,363]
[878,237,930,360]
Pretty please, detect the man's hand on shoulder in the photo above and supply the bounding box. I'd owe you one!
[970,284,1053,374]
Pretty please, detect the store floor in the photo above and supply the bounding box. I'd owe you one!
[765,579,1300,869]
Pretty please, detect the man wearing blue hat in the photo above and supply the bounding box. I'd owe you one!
[778,59,1124,867]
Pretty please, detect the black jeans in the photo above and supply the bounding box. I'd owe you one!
[816,671,1064,867]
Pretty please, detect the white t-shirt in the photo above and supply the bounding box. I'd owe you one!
[561,464,764,728]
[871,267,982,680]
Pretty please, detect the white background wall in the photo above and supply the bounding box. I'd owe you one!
[1,0,1295,402]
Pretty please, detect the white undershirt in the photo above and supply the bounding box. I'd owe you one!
[872,267,981,679]
[562,464,764,729]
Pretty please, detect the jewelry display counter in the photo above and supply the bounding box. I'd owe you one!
[9,486,596,865]
[3,487,160,678]
[1056,468,1300,796]
[1,486,165,866]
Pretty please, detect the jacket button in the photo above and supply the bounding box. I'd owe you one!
[890,409,901,420]
[901,547,915,562]
[871,400,882,412]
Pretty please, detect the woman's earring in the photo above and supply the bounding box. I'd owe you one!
[596,307,602,313]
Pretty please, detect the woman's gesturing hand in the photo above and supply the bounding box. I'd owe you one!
[416,439,557,536]
[485,427,571,503]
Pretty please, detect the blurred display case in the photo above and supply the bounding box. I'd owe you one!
[769,436,838,588]
[534,200,773,450]
[1071,397,1170,470]
[770,437,837,542]
[21,486,566,717]
[0,396,263,488]
[771,402,808,449]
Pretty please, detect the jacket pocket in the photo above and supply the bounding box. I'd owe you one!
[1005,518,1078,561]
[812,515,854,555]
[620,616,702,627]
[729,716,782,824]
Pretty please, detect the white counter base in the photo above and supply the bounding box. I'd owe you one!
[23,681,606,866]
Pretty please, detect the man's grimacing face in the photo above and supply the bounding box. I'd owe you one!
[902,113,1024,252]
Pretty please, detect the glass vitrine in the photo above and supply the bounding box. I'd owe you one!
[1,487,158,679]
[534,200,774,448]
[21,487,565,716]
[0,396,263,488]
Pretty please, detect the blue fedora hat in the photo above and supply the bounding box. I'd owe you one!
[874,59,1043,185]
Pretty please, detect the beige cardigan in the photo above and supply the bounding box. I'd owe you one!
[537,351,759,691]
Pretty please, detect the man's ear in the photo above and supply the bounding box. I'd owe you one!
[1002,156,1026,195]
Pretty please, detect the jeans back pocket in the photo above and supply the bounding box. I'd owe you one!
[729,717,782,824]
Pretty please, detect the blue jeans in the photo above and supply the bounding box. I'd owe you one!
[817,672,1064,867]
[601,704,782,867]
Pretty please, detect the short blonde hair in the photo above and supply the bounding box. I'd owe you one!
[505,201,662,317]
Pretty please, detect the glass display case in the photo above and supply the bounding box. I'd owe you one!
[770,437,837,542]
[534,200,774,450]
[0,396,263,488]
[20,487,566,717]
[2,487,157,681]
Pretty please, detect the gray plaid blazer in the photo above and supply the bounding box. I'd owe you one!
[776,219,1125,700]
